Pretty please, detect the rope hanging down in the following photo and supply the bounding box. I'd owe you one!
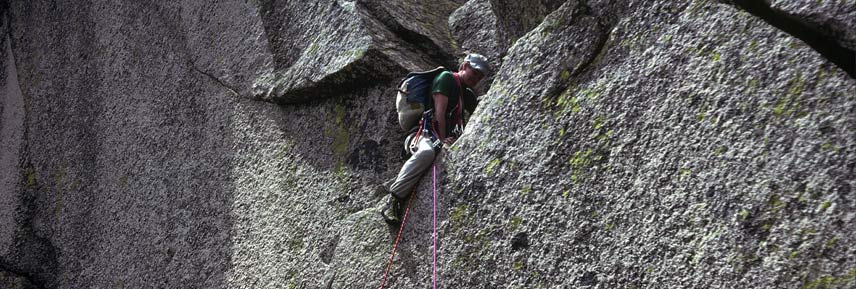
[432,161,438,289]
[379,185,417,289]
[378,160,441,289]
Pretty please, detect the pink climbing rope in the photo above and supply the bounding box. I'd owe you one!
[378,160,439,289]
[432,161,438,289]
[379,186,417,289]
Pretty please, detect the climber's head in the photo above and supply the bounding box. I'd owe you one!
[459,53,491,88]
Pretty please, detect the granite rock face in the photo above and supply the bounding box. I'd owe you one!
[0,270,36,289]
[489,0,566,53]
[1,0,854,288]
[449,0,502,92]
[445,0,855,287]
[770,0,856,51]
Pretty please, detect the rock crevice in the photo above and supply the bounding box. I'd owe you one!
[191,65,240,97]
[726,0,855,79]
[0,263,39,289]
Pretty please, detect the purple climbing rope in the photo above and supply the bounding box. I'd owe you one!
[432,161,438,289]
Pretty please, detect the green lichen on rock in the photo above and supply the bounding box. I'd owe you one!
[803,268,856,289]
[555,91,580,114]
[450,205,470,228]
[24,166,36,190]
[820,142,840,153]
[520,184,532,196]
[568,147,606,183]
[737,209,750,220]
[559,69,571,81]
[509,216,523,231]
[484,158,501,175]
[592,116,605,130]
[512,258,525,270]
[288,237,304,252]
[324,101,350,168]
[773,74,807,117]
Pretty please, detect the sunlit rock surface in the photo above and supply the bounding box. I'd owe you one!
[0,0,853,288]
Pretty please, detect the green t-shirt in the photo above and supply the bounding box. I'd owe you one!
[431,71,469,115]
[430,71,478,136]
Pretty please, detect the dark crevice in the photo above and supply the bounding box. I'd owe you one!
[727,0,855,79]
[12,162,59,289]
[490,0,566,51]
[190,65,240,97]
[0,260,43,289]
[272,48,399,105]
[567,19,611,82]
[510,232,530,251]
[319,234,341,265]
[356,1,458,69]
[324,271,336,289]
[3,16,47,289]
[544,14,614,106]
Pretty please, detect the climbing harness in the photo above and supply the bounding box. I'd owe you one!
[407,111,430,154]
[406,72,466,155]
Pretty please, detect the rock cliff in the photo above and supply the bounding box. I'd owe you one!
[1,0,854,288]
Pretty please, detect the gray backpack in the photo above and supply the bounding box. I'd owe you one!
[395,67,448,131]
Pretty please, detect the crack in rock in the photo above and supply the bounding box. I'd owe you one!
[190,65,240,97]
[725,0,855,79]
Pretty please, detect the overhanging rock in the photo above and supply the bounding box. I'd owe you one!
[770,0,856,52]
[251,0,466,104]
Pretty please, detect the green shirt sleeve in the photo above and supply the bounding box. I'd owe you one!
[430,71,460,114]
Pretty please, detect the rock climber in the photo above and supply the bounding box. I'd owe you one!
[380,53,492,225]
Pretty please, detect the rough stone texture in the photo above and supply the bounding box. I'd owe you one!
[358,0,463,68]
[1,0,855,288]
[770,0,856,51]
[445,0,856,287]
[251,0,465,104]
[1,27,24,262]
[0,270,37,289]
[449,0,502,92]
[489,0,566,52]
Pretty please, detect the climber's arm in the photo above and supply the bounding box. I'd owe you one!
[432,92,450,143]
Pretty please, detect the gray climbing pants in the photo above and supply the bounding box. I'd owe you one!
[389,136,437,199]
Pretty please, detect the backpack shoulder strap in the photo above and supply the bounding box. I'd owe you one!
[451,73,465,130]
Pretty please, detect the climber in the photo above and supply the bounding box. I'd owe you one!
[380,53,491,225]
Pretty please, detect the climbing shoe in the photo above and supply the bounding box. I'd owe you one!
[380,194,403,226]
